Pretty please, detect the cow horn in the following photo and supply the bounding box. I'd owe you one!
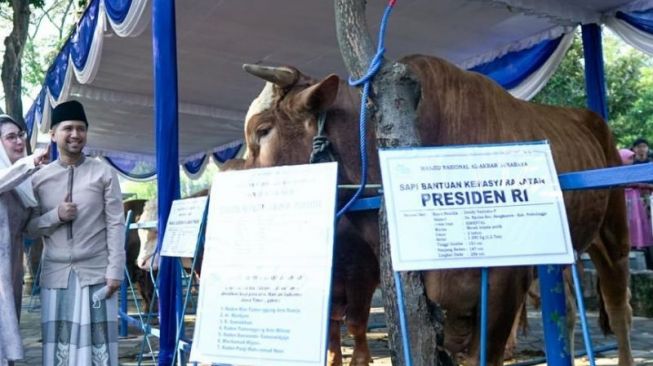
[242,64,298,88]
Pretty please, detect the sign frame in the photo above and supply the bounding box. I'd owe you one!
[189,162,339,366]
[379,141,575,271]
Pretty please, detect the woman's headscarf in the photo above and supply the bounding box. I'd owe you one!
[0,115,38,207]
[619,148,635,165]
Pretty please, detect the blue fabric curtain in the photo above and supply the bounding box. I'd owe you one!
[616,8,653,33]
[70,0,100,70]
[50,141,58,161]
[608,7,653,56]
[105,0,133,23]
[44,43,71,100]
[581,24,609,120]
[25,90,45,137]
[470,36,563,89]
[152,0,181,364]
[183,155,207,175]
[212,142,243,163]
[104,156,156,180]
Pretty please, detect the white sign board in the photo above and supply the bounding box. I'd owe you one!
[160,196,208,258]
[379,142,574,271]
[190,163,338,366]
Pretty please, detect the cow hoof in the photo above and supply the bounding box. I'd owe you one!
[327,353,343,366]
[327,359,343,366]
[349,355,372,366]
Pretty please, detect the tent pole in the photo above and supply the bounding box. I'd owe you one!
[538,265,572,365]
[581,24,609,121]
[152,0,182,365]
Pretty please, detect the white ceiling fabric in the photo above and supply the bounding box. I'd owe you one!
[27,0,653,165]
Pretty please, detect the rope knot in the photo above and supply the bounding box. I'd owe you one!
[310,136,335,164]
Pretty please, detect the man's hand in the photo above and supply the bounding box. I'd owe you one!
[58,194,77,222]
[32,144,50,167]
[105,279,122,297]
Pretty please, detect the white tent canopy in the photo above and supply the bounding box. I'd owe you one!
[24,1,653,363]
[26,0,653,171]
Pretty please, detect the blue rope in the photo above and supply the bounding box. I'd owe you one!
[480,267,489,366]
[393,271,414,366]
[337,2,396,218]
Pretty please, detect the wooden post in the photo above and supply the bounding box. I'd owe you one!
[334,1,450,364]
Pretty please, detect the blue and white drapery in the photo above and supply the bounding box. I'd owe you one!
[98,141,244,181]
[19,0,602,181]
[25,0,148,137]
[103,154,156,182]
[461,2,653,100]
[23,0,243,181]
[25,0,653,181]
[181,140,244,179]
[467,31,575,100]
[606,6,653,56]
[20,0,584,182]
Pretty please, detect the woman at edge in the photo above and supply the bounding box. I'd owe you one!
[620,148,653,268]
[0,114,49,365]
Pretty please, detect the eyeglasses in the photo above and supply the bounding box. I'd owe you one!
[1,131,27,142]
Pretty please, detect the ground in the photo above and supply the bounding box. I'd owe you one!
[16,290,653,365]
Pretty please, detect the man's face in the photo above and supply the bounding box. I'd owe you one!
[633,142,649,158]
[1,123,27,164]
[51,120,87,155]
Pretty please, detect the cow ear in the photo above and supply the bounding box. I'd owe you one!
[296,74,340,112]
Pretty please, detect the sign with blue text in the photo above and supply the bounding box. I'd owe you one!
[379,142,574,271]
[190,163,338,366]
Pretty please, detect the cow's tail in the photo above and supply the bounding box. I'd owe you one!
[596,276,612,335]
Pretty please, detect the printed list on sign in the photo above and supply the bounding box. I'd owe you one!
[190,162,338,366]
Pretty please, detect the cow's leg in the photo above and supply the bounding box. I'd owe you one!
[503,301,525,361]
[345,282,376,366]
[328,318,344,366]
[587,240,633,366]
[329,266,347,366]
[131,269,150,314]
[466,267,532,366]
[335,218,379,366]
[587,187,633,366]
[424,270,477,362]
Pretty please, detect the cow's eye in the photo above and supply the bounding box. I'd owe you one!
[255,125,272,140]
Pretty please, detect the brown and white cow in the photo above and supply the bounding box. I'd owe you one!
[135,199,159,272]
[131,189,213,314]
[237,55,633,366]
[123,199,159,314]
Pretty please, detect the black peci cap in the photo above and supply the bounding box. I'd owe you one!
[632,137,649,148]
[51,100,88,128]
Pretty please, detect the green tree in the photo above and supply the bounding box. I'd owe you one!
[532,35,586,109]
[120,163,220,200]
[1,0,44,123]
[121,178,157,200]
[533,30,653,147]
[609,63,653,147]
[1,0,83,123]
[21,0,74,95]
